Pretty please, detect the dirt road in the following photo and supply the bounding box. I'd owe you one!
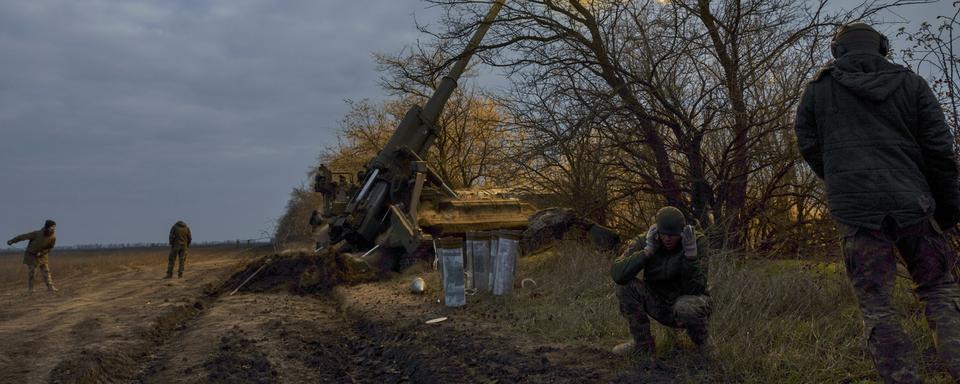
[0,248,667,383]
[0,248,246,384]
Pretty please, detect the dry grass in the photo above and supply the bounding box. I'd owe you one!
[437,241,958,383]
[0,246,260,289]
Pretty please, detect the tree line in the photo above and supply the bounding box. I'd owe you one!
[280,0,958,257]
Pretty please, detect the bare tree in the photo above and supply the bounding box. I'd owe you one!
[274,187,325,245]
[413,0,930,251]
[898,2,960,141]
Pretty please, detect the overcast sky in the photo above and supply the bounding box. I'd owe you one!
[0,0,950,246]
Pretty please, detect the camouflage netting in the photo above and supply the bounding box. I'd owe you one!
[223,249,379,294]
[522,208,584,252]
[521,207,621,254]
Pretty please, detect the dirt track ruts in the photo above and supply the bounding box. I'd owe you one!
[1,249,677,383]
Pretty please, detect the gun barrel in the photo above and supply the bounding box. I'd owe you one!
[420,0,505,122]
[329,0,505,249]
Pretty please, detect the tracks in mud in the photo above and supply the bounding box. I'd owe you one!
[47,284,218,384]
[134,292,414,384]
[44,266,653,384]
[41,254,413,384]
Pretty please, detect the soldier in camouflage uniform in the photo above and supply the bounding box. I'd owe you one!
[166,221,192,279]
[610,206,711,365]
[795,22,960,383]
[314,164,335,215]
[7,219,59,293]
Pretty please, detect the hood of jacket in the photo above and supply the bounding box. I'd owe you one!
[830,53,910,102]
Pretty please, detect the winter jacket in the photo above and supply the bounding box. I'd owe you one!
[8,230,56,261]
[795,52,959,230]
[610,233,709,303]
[169,221,192,248]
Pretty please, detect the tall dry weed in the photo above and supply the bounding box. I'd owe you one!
[468,240,955,383]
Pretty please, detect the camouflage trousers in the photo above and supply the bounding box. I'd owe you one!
[839,217,960,383]
[167,246,188,277]
[25,254,53,291]
[321,192,334,215]
[616,279,711,352]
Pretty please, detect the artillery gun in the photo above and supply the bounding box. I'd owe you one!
[316,0,536,268]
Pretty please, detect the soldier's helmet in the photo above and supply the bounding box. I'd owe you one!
[655,206,686,236]
[831,21,889,58]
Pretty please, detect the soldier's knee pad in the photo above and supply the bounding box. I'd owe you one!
[673,295,712,324]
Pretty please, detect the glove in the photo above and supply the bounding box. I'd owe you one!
[681,225,698,259]
[6,240,12,246]
[643,224,660,256]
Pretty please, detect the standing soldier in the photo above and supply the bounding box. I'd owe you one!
[610,206,711,366]
[314,164,335,215]
[167,221,192,279]
[7,219,59,293]
[795,22,960,383]
[308,209,327,250]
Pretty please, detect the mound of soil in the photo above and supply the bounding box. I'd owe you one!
[203,327,278,384]
[48,347,138,384]
[223,250,379,295]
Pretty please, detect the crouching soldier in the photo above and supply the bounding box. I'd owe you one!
[610,206,710,365]
[7,219,59,293]
[167,221,192,279]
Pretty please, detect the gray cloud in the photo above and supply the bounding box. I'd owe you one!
[0,0,948,246]
[0,0,438,245]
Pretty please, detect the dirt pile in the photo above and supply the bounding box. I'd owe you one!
[48,347,139,384]
[223,250,379,295]
[202,326,278,384]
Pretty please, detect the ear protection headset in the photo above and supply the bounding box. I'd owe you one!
[830,22,889,58]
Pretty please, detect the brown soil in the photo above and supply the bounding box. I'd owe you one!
[221,250,379,295]
[202,327,278,383]
[334,274,675,383]
[0,248,244,384]
[0,247,677,383]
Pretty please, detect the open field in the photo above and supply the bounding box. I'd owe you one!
[0,243,955,383]
[0,247,253,288]
[0,246,261,383]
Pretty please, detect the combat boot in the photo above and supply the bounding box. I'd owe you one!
[613,336,659,369]
[47,285,59,293]
[612,339,637,356]
[687,326,711,355]
[613,335,655,355]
